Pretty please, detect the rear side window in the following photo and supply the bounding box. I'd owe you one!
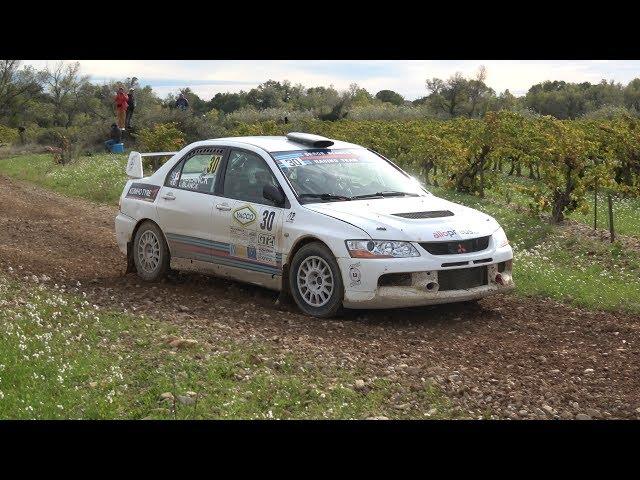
[166,147,225,194]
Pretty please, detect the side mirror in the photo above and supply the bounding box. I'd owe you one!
[263,184,285,207]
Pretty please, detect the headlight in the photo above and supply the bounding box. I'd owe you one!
[346,240,420,258]
[493,227,509,247]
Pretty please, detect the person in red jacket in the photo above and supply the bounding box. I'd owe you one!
[114,87,129,130]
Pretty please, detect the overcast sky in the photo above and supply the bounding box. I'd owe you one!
[22,60,640,101]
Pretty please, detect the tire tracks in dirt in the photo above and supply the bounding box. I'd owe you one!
[1,175,638,419]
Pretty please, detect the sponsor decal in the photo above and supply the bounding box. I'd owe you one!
[231,244,247,257]
[257,250,274,264]
[458,228,479,236]
[273,149,372,169]
[230,226,256,245]
[233,205,258,226]
[433,229,458,239]
[126,183,160,202]
[258,233,275,248]
[179,173,215,191]
[349,263,362,287]
[229,206,282,268]
[285,212,296,223]
[165,233,282,275]
[168,170,180,187]
[207,154,223,173]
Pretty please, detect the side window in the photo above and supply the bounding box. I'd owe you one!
[165,147,225,193]
[223,150,280,206]
[166,161,182,188]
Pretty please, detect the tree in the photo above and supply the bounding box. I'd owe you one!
[467,65,494,117]
[347,83,374,107]
[42,61,90,127]
[623,78,640,112]
[524,80,627,119]
[375,89,405,106]
[426,72,469,117]
[0,60,42,124]
[246,80,296,110]
[179,87,208,115]
[495,89,517,111]
[208,92,247,114]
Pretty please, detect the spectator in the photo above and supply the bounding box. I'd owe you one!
[176,92,189,111]
[114,87,129,129]
[125,88,136,129]
[104,123,122,152]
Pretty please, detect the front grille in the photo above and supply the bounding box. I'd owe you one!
[473,257,492,264]
[441,261,469,267]
[419,236,491,255]
[393,210,454,219]
[378,273,412,287]
[438,266,488,291]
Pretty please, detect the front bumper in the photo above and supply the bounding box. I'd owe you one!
[338,244,514,309]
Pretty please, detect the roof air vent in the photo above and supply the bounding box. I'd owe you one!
[286,132,334,148]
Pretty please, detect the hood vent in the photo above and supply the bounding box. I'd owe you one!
[393,210,454,219]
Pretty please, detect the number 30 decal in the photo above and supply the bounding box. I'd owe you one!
[260,210,276,231]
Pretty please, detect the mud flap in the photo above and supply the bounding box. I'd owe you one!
[125,243,136,275]
[274,264,291,307]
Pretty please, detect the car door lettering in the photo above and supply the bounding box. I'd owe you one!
[260,210,276,231]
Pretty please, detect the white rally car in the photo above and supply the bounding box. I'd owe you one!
[116,132,514,318]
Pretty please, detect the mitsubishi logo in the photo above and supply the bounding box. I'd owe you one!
[457,243,467,254]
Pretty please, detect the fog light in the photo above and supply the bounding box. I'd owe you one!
[495,273,504,285]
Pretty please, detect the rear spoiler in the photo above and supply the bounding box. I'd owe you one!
[126,151,178,179]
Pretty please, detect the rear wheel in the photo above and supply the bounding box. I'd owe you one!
[133,221,169,282]
[289,242,344,318]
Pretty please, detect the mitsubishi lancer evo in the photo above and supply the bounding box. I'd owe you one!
[116,132,514,318]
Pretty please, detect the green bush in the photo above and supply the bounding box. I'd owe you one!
[0,125,19,145]
[137,123,186,169]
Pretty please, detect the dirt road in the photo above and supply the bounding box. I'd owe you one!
[1,175,638,419]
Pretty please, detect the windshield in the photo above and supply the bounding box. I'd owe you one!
[270,148,427,202]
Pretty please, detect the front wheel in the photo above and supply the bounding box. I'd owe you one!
[289,242,344,318]
[133,221,170,282]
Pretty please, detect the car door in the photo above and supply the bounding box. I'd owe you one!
[211,148,285,284]
[156,146,226,262]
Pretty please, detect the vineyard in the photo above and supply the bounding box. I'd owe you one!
[226,113,640,228]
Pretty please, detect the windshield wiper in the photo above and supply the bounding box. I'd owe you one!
[351,191,419,200]
[298,193,353,202]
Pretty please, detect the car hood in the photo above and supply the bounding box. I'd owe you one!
[303,195,500,242]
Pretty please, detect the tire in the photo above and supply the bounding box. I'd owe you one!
[132,221,170,282]
[289,242,344,318]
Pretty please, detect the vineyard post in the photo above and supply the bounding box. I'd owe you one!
[593,179,598,230]
[607,192,615,243]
